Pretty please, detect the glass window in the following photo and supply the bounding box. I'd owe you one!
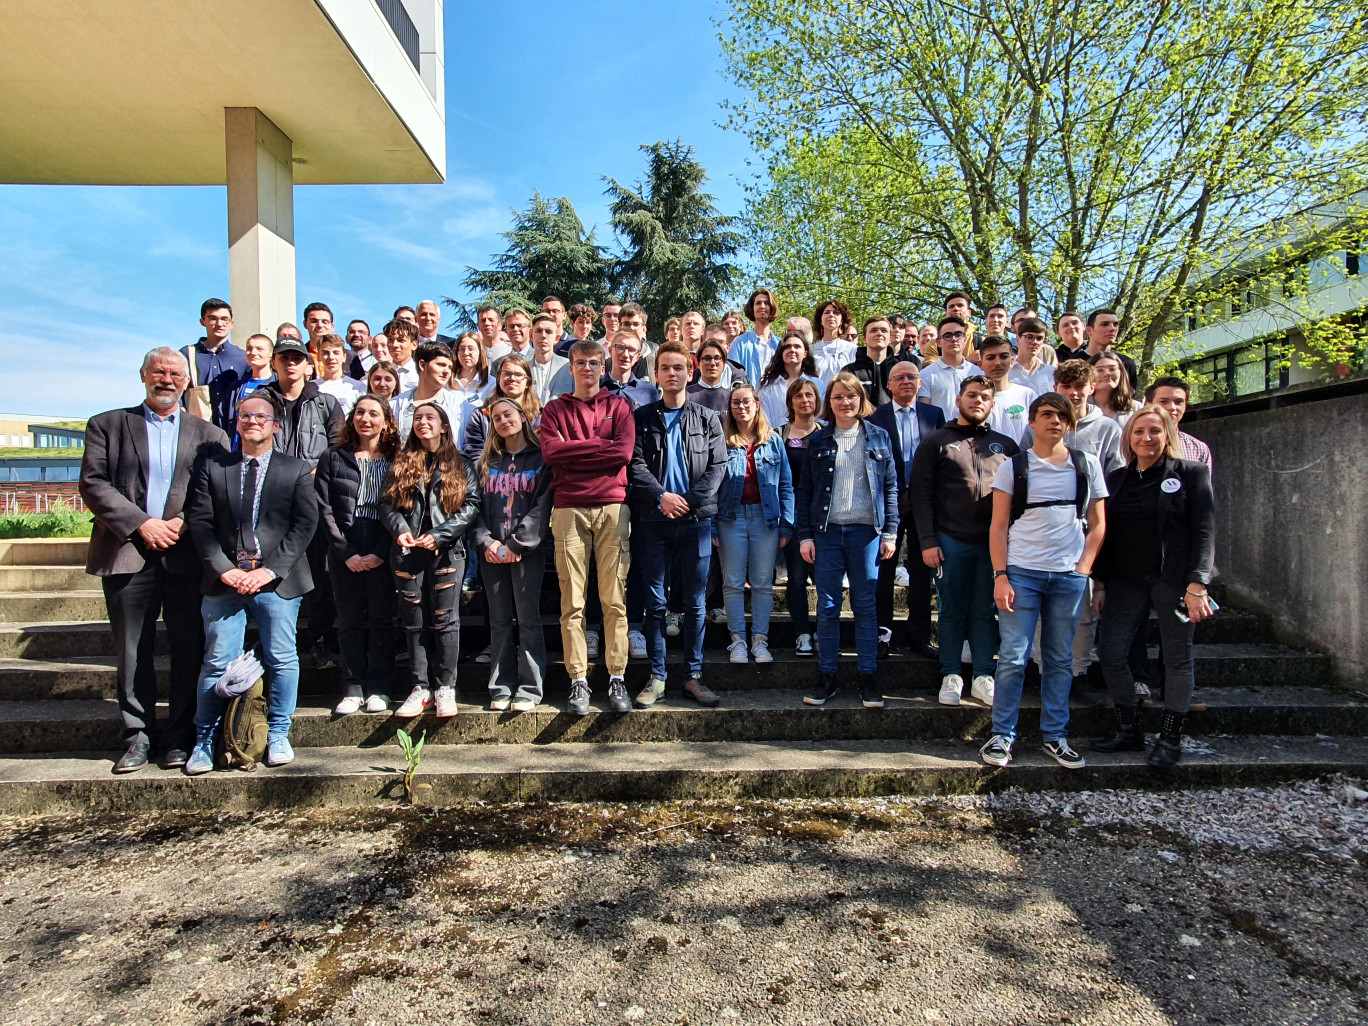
[10,467,39,482]
[1233,345,1266,396]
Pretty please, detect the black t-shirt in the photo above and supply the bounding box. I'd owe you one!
[1109,463,1164,578]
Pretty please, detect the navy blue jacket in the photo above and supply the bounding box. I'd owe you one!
[865,400,946,517]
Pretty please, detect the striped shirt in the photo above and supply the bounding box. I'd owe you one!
[354,456,390,520]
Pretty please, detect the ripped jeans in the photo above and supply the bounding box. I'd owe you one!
[393,546,464,691]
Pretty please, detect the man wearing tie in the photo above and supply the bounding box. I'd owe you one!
[80,348,230,773]
[866,362,945,660]
[183,392,319,775]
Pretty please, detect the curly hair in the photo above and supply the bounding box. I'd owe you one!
[338,395,400,460]
[383,401,467,514]
[812,299,852,341]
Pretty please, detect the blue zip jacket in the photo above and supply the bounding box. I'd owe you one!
[717,434,795,537]
[795,420,900,541]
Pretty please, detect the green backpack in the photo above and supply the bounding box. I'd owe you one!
[216,677,270,770]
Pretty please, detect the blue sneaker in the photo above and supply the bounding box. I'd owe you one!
[183,738,214,776]
[265,736,295,767]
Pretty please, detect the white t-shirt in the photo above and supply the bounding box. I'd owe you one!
[811,339,858,388]
[1009,361,1056,397]
[986,383,1036,443]
[991,449,1109,571]
[317,377,364,415]
[921,359,975,422]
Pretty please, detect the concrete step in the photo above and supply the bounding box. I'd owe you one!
[2,733,1365,816]
[0,642,1331,702]
[0,591,106,623]
[2,685,1363,755]
[0,565,93,592]
[0,539,88,566]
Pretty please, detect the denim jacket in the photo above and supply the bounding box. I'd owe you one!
[794,421,900,541]
[717,434,795,536]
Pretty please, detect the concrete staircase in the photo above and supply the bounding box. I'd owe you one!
[0,537,1364,814]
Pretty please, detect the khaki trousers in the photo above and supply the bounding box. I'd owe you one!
[552,504,631,678]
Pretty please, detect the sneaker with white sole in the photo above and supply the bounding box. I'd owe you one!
[434,686,458,718]
[980,734,1013,767]
[728,636,749,664]
[585,631,601,660]
[1043,738,1086,769]
[751,636,773,663]
[708,608,727,624]
[628,629,648,659]
[894,564,910,587]
[489,693,511,712]
[265,736,295,767]
[395,687,431,719]
[970,675,996,707]
[939,674,964,706]
[795,633,814,657]
[474,646,492,665]
[364,694,390,713]
[664,612,682,637]
[510,696,537,713]
[333,695,363,716]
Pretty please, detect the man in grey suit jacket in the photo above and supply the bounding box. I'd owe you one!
[79,347,229,773]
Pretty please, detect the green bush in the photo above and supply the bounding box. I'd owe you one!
[0,500,93,539]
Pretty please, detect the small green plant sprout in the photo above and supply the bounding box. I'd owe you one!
[395,727,432,805]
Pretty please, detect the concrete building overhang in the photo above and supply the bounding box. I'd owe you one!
[0,0,445,186]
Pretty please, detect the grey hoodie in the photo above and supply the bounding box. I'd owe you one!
[1020,404,1123,475]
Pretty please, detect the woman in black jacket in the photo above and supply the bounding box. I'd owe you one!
[381,401,480,720]
[1091,404,1215,767]
[472,397,553,712]
[315,396,401,715]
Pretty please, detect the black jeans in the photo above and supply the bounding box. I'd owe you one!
[330,518,395,698]
[875,517,933,649]
[782,529,812,635]
[394,547,463,691]
[1097,576,1196,714]
[101,557,203,749]
[480,547,548,702]
[304,523,336,651]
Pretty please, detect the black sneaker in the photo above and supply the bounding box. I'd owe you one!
[567,679,591,717]
[859,673,884,709]
[607,677,632,713]
[803,672,839,706]
[1043,738,1086,769]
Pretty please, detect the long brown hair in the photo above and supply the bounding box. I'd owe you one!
[479,397,541,487]
[488,353,542,421]
[1090,351,1136,413]
[383,401,467,513]
[338,395,400,459]
[724,384,775,448]
[820,370,875,422]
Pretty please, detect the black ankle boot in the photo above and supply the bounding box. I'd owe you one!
[1093,703,1145,752]
[1147,709,1186,769]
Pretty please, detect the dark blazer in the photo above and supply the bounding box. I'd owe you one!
[185,449,319,599]
[866,400,946,517]
[79,406,229,577]
[1093,456,1215,588]
[628,400,727,520]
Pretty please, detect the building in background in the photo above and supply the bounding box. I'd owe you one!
[0,0,446,339]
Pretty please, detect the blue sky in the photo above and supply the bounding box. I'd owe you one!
[0,0,755,418]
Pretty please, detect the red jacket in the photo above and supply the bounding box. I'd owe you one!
[540,388,635,508]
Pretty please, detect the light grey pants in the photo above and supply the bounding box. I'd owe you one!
[480,548,548,703]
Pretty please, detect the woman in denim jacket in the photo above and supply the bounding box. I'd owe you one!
[796,371,899,709]
[716,383,794,665]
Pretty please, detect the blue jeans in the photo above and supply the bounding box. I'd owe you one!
[193,589,303,742]
[716,505,779,638]
[934,533,997,678]
[637,516,711,680]
[813,524,879,673]
[992,568,1089,743]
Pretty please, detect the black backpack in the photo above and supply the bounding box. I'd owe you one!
[1009,447,1090,524]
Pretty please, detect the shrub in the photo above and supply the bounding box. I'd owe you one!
[0,500,93,539]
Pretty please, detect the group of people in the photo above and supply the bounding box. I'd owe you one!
[78,288,1215,779]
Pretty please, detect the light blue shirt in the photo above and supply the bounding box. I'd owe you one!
[142,404,180,519]
[730,329,778,385]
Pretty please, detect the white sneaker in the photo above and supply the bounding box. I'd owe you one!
[628,630,648,659]
[664,612,682,637]
[395,687,430,718]
[489,694,511,712]
[961,640,972,664]
[752,636,773,663]
[894,565,910,587]
[970,675,995,707]
[939,674,964,706]
[333,695,362,716]
[728,637,749,664]
[795,633,814,657]
[364,694,390,713]
[585,631,601,660]
[434,686,458,718]
[510,696,537,713]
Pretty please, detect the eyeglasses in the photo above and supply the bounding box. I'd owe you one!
[1017,333,1046,343]
[699,355,725,363]
[939,331,966,341]
[238,413,276,424]
[730,399,756,409]
[830,393,862,404]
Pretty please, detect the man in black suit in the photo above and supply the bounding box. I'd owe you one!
[79,348,230,773]
[415,299,456,347]
[183,392,319,775]
[866,361,946,659]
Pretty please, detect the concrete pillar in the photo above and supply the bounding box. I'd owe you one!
[225,107,295,340]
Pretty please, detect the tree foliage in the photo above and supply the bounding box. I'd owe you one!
[722,0,1368,370]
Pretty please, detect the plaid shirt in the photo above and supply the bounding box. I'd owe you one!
[1179,431,1212,466]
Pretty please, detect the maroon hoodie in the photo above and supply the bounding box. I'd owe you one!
[540,388,635,508]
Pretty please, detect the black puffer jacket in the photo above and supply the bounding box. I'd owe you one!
[315,446,391,561]
[380,454,481,560]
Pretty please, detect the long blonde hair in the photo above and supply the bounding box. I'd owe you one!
[724,383,775,448]
[1120,404,1182,464]
[478,397,541,487]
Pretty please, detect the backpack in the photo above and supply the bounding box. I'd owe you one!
[1009,447,1090,524]
[216,677,270,770]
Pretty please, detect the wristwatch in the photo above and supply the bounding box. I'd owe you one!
[993,570,1009,579]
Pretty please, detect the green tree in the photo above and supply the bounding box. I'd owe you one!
[722,0,1368,372]
[445,192,609,327]
[604,140,745,337]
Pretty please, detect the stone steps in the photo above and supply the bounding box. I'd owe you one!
[0,539,88,566]
[0,685,1362,756]
[0,591,107,623]
[2,733,1365,816]
[0,565,92,591]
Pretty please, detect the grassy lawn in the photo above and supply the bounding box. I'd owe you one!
[0,448,83,460]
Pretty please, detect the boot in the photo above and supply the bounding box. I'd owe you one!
[1147,709,1186,769]
[1093,703,1145,752]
